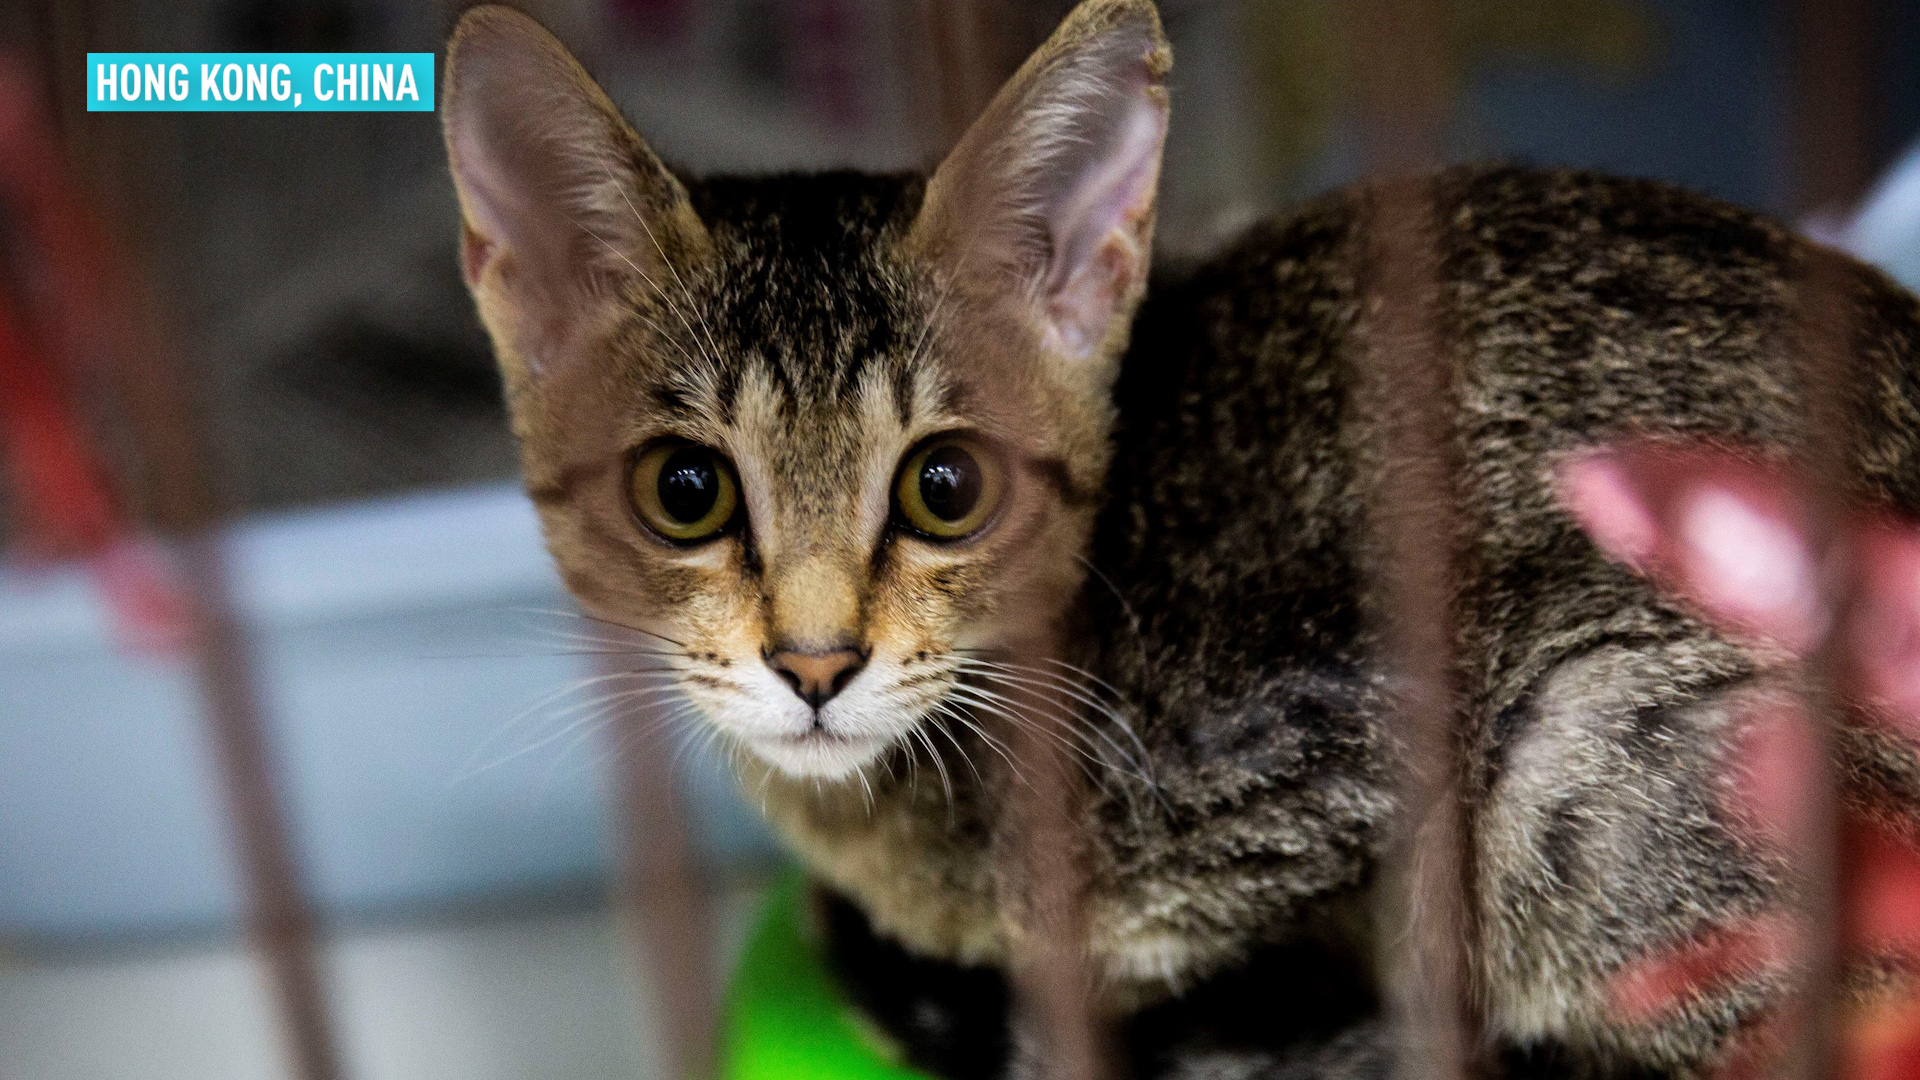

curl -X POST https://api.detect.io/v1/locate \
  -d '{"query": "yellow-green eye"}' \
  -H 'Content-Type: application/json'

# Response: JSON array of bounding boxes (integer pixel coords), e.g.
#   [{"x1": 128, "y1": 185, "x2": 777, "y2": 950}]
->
[
  {"x1": 629, "y1": 442, "x2": 739, "y2": 542},
  {"x1": 894, "y1": 435, "x2": 1003, "y2": 540}
]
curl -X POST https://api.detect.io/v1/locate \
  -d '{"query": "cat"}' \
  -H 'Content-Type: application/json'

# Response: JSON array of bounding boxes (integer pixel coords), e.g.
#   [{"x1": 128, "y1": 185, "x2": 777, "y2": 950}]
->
[{"x1": 439, "y1": 0, "x2": 1920, "y2": 1076}]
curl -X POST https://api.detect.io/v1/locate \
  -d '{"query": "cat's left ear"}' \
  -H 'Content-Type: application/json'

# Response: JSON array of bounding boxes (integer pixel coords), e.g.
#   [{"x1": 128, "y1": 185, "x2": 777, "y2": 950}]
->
[
  {"x1": 441, "y1": 6, "x2": 709, "y2": 405},
  {"x1": 909, "y1": 0, "x2": 1170, "y2": 363}
]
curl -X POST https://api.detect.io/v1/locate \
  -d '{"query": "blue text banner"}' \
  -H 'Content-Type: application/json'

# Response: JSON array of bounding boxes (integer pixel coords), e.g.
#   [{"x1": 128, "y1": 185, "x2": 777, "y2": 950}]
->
[{"x1": 87, "y1": 53, "x2": 435, "y2": 112}]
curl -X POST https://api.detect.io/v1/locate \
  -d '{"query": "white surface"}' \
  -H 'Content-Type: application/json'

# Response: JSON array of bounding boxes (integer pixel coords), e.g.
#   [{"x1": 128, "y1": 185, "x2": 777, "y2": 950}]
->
[
  {"x1": 0, "y1": 945, "x2": 288, "y2": 1080},
  {"x1": 0, "y1": 911, "x2": 657, "y2": 1080},
  {"x1": 329, "y1": 913, "x2": 658, "y2": 1080},
  {"x1": 0, "y1": 483, "x2": 563, "y2": 654},
  {"x1": 1847, "y1": 139, "x2": 1920, "y2": 292},
  {"x1": 0, "y1": 482, "x2": 772, "y2": 939}
]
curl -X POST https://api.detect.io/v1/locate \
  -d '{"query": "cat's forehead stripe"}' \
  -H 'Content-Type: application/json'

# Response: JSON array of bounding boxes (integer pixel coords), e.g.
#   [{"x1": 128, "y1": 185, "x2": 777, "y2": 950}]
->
[
  {"x1": 683, "y1": 171, "x2": 926, "y2": 418},
  {"x1": 891, "y1": 368, "x2": 914, "y2": 428},
  {"x1": 650, "y1": 383, "x2": 691, "y2": 416}
]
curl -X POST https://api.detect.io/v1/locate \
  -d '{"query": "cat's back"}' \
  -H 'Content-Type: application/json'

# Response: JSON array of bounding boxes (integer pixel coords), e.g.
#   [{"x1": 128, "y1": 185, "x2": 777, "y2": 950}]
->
[
  {"x1": 1103, "y1": 162, "x2": 1920, "y2": 716},
  {"x1": 1086, "y1": 164, "x2": 1920, "y2": 988},
  {"x1": 1427, "y1": 166, "x2": 1920, "y2": 728}
]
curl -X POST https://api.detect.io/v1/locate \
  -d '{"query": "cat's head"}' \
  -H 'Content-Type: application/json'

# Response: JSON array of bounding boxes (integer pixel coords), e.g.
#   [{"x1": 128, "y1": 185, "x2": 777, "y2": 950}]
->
[{"x1": 442, "y1": 0, "x2": 1169, "y2": 778}]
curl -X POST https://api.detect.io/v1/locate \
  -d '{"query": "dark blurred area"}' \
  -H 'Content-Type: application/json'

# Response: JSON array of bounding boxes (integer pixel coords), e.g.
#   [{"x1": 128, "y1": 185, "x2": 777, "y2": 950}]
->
[
  {"x1": 5, "y1": 1, "x2": 1920, "y2": 1078},
  {"x1": 3, "y1": 0, "x2": 1920, "y2": 524}
]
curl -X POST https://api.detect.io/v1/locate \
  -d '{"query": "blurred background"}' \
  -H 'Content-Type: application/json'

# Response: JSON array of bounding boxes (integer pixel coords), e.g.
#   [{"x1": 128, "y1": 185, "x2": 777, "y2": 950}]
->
[{"x1": 3, "y1": 1, "x2": 1920, "y2": 1078}]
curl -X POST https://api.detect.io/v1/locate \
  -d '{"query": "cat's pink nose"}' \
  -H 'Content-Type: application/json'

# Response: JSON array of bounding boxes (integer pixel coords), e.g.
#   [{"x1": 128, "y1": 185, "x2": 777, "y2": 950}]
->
[{"x1": 768, "y1": 649, "x2": 866, "y2": 709}]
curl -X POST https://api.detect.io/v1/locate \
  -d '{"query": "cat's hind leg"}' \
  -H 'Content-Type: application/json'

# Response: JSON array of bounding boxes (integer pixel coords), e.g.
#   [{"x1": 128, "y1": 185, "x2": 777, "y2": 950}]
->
[{"x1": 1478, "y1": 642, "x2": 1795, "y2": 1074}]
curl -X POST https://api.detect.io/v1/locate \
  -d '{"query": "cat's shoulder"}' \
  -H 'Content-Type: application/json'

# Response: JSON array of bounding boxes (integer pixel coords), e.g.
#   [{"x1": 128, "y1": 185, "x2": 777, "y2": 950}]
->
[{"x1": 1137, "y1": 162, "x2": 1920, "y2": 390}]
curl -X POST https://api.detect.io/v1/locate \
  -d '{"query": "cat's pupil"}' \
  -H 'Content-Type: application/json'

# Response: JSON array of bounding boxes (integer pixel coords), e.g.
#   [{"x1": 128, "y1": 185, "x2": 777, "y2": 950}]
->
[
  {"x1": 658, "y1": 449, "x2": 721, "y2": 523},
  {"x1": 919, "y1": 446, "x2": 982, "y2": 522}
]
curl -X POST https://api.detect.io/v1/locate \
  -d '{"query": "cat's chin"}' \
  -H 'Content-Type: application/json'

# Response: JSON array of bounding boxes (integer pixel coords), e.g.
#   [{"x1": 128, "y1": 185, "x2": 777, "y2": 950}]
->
[{"x1": 745, "y1": 729, "x2": 891, "y2": 779}]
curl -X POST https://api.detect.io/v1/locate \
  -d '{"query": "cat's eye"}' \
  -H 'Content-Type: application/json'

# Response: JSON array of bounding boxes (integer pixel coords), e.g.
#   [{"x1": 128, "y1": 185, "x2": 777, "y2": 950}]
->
[
  {"x1": 628, "y1": 442, "x2": 740, "y2": 543},
  {"x1": 893, "y1": 434, "x2": 1004, "y2": 540}
]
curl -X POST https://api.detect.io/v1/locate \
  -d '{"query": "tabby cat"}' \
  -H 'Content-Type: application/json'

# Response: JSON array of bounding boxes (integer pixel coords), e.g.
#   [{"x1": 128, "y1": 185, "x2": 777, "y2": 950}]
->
[{"x1": 440, "y1": 1, "x2": 1920, "y2": 1076}]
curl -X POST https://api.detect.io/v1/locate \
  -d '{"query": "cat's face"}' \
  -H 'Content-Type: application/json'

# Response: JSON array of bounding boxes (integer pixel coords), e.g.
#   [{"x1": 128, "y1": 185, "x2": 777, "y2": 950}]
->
[
  {"x1": 513, "y1": 175, "x2": 1123, "y2": 778},
  {"x1": 443, "y1": 0, "x2": 1168, "y2": 778}
]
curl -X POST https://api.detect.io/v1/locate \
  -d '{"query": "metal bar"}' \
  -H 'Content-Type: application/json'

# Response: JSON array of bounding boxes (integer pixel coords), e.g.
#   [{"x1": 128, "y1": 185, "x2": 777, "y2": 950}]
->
[
  {"x1": 180, "y1": 532, "x2": 347, "y2": 1080},
  {"x1": 998, "y1": 630, "x2": 1116, "y2": 1080},
  {"x1": 1778, "y1": 243, "x2": 1864, "y2": 1080},
  {"x1": 1785, "y1": 0, "x2": 1886, "y2": 219},
  {"x1": 599, "y1": 654, "x2": 717, "y2": 1080},
  {"x1": 1347, "y1": 5, "x2": 1476, "y2": 1078},
  {"x1": 928, "y1": 0, "x2": 993, "y2": 152},
  {"x1": 104, "y1": 264, "x2": 346, "y2": 1080},
  {"x1": 29, "y1": 58, "x2": 346, "y2": 1075},
  {"x1": 1348, "y1": 0, "x2": 1450, "y2": 179},
  {"x1": 911, "y1": 0, "x2": 1039, "y2": 156},
  {"x1": 901, "y1": 8, "x2": 1111, "y2": 1076},
  {"x1": 114, "y1": 299, "x2": 345, "y2": 1080},
  {"x1": 1356, "y1": 177, "x2": 1480, "y2": 1080}
]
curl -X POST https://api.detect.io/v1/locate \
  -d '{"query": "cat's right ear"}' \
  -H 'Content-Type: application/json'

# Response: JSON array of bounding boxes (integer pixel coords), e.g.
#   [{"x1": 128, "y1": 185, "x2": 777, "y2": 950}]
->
[
  {"x1": 442, "y1": 6, "x2": 708, "y2": 402},
  {"x1": 908, "y1": 0, "x2": 1170, "y2": 366}
]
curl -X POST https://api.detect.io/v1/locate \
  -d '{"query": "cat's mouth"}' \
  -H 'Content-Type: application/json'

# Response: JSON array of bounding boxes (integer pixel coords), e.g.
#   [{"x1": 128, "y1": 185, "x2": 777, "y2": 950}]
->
[{"x1": 746, "y1": 726, "x2": 890, "y2": 779}]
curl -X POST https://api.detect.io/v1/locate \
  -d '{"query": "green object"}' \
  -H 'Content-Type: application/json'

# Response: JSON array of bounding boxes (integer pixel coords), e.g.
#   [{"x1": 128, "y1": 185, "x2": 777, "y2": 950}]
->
[{"x1": 723, "y1": 873, "x2": 934, "y2": 1080}]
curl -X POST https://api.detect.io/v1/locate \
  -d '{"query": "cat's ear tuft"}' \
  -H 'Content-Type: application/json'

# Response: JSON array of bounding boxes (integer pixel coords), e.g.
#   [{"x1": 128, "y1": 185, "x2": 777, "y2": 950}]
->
[
  {"x1": 442, "y1": 5, "x2": 706, "y2": 393},
  {"x1": 910, "y1": 0, "x2": 1170, "y2": 361}
]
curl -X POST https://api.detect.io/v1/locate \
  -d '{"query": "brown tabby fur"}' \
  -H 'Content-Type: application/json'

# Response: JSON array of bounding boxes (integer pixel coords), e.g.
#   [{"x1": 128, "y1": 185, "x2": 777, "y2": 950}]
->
[{"x1": 444, "y1": 2, "x2": 1920, "y2": 1076}]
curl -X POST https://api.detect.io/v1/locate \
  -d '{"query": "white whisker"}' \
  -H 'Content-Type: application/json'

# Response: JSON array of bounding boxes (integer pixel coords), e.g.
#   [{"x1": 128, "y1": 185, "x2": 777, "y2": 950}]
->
[
  {"x1": 908, "y1": 723, "x2": 956, "y2": 817},
  {"x1": 453, "y1": 670, "x2": 672, "y2": 785},
  {"x1": 611, "y1": 174, "x2": 728, "y2": 373},
  {"x1": 955, "y1": 660, "x2": 1147, "y2": 772},
  {"x1": 470, "y1": 683, "x2": 684, "y2": 782}
]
